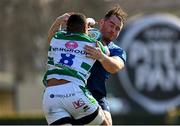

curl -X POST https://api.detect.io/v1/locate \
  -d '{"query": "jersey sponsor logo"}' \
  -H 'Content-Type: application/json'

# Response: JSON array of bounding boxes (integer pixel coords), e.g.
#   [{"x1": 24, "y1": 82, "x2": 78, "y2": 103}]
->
[
  {"x1": 52, "y1": 47, "x2": 87, "y2": 55},
  {"x1": 72, "y1": 98, "x2": 86, "y2": 109},
  {"x1": 65, "y1": 41, "x2": 78, "y2": 49},
  {"x1": 50, "y1": 93, "x2": 75, "y2": 99},
  {"x1": 117, "y1": 14, "x2": 180, "y2": 114}
]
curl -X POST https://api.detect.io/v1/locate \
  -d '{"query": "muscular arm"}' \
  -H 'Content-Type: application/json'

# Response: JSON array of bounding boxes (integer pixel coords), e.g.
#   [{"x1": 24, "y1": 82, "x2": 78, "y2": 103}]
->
[
  {"x1": 47, "y1": 13, "x2": 73, "y2": 43},
  {"x1": 84, "y1": 45, "x2": 125, "y2": 74},
  {"x1": 99, "y1": 54, "x2": 124, "y2": 74},
  {"x1": 47, "y1": 19, "x2": 62, "y2": 43}
]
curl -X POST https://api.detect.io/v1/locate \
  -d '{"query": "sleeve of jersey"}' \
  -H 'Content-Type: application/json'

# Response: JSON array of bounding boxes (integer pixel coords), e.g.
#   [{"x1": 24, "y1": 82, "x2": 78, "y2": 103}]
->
[
  {"x1": 97, "y1": 41, "x2": 110, "y2": 56},
  {"x1": 111, "y1": 48, "x2": 127, "y2": 64}
]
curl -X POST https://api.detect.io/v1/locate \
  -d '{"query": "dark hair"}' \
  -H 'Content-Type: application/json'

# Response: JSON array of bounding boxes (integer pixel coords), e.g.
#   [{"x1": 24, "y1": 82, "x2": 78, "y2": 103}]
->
[
  {"x1": 104, "y1": 5, "x2": 127, "y2": 24},
  {"x1": 66, "y1": 13, "x2": 87, "y2": 33}
]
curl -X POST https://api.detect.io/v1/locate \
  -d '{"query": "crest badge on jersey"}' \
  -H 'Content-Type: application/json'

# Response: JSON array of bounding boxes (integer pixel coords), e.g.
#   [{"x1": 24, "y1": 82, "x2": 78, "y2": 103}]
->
[{"x1": 65, "y1": 41, "x2": 78, "y2": 49}]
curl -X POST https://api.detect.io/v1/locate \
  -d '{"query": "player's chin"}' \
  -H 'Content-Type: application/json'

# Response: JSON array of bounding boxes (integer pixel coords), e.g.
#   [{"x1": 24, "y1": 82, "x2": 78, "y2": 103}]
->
[
  {"x1": 110, "y1": 36, "x2": 117, "y2": 41},
  {"x1": 106, "y1": 36, "x2": 114, "y2": 42}
]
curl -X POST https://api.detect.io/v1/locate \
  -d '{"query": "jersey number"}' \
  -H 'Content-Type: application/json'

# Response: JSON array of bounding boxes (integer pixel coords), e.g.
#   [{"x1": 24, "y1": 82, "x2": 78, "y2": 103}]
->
[{"x1": 59, "y1": 53, "x2": 75, "y2": 66}]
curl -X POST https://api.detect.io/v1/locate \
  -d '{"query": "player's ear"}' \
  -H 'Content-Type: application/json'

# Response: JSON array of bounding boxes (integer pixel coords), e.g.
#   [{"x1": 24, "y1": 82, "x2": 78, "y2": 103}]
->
[
  {"x1": 99, "y1": 19, "x2": 104, "y2": 26},
  {"x1": 99, "y1": 19, "x2": 104, "y2": 28}
]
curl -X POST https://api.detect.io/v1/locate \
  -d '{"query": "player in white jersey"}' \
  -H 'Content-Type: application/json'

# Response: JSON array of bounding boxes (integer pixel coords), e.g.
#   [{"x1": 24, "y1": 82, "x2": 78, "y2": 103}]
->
[{"x1": 42, "y1": 13, "x2": 109, "y2": 125}]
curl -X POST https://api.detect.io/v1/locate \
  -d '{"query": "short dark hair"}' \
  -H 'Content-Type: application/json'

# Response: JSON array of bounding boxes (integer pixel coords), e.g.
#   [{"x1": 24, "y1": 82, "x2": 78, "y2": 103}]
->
[
  {"x1": 104, "y1": 5, "x2": 127, "y2": 24},
  {"x1": 67, "y1": 13, "x2": 87, "y2": 33}
]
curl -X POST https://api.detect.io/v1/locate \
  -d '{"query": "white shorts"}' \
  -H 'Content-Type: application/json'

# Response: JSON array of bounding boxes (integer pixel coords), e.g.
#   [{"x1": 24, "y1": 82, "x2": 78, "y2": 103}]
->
[{"x1": 42, "y1": 79, "x2": 104, "y2": 125}]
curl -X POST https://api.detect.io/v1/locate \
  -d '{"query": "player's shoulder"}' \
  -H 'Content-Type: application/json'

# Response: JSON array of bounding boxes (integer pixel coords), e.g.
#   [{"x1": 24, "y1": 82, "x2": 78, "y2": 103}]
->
[
  {"x1": 54, "y1": 30, "x2": 66, "y2": 39},
  {"x1": 54, "y1": 30, "x2": 96, "y2": 43},
  {"x1": 108, "y1": 42, "x2": 126, "y2": 55},
  {"x1": 108, "y1": 42, "x2": 123, "y2": 50}
]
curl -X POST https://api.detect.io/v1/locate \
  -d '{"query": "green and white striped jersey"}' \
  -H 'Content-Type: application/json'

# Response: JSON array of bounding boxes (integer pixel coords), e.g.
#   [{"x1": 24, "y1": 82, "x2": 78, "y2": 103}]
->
[{"x1": 43, "y1": 31, "x2": 107, "y2": 86}]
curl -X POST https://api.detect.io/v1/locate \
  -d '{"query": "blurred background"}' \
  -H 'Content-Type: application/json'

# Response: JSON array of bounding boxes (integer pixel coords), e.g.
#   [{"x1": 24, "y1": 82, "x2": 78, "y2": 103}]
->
[{"x1": 0, "y1": 0, "x2": 180, "y2": 125}]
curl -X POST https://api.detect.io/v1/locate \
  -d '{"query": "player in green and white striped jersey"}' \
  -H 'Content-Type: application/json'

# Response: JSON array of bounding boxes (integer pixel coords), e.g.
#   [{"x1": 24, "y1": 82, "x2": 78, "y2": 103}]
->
[
  {"x1": 42, "y1": 13, "x2": 109, "y2": 125},
  {"x1": 43, "y1": 31, "x2": 108, "y2": 86}
]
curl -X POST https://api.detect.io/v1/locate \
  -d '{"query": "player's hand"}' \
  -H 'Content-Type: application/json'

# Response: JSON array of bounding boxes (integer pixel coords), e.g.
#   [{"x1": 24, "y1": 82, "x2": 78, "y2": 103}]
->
[
  {"x1": 86, "y1": 18, "x2": 96, "y2": 28},
  {"x1": 84, "y1": 42, "x2": 106, "y2": 62}
]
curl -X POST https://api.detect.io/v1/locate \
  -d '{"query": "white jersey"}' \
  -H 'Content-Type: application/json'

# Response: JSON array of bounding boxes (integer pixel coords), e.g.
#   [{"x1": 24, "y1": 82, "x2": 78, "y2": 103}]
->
[
  {"x1": 42, "y1": 31, "x2": 107, "y2": 125},
  {"x1": 43, "y1": 32, "x2": 106, "y2": 85}
]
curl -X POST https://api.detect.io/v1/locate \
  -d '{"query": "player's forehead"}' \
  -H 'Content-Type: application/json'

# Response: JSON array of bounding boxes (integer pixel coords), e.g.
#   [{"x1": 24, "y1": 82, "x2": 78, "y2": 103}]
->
[{"x1": 106, "y1": 15, "x2": 122, "y2": 26}]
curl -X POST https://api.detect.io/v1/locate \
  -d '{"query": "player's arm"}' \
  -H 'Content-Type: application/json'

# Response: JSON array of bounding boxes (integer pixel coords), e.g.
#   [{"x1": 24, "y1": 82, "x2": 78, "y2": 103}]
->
[
  {"x1": 98, "y1": 54, "x2": 125, "y2": 74},
  {"x1": 47, "y1": 13, "x2": 73, "y2": 43},
  {"x1": 84, "y1": 43, "x2": 125, "y2": 74}
]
